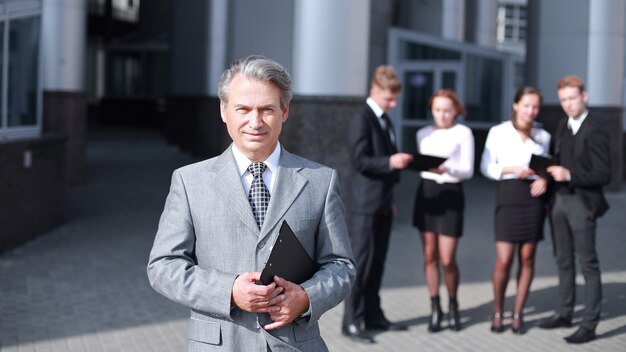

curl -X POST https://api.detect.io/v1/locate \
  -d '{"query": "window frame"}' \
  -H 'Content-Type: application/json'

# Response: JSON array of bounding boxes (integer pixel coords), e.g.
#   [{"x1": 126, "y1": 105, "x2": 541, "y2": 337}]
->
[
  {"x1": 0, "y1": 0, "x2": 42, "y2": 140},
  {"x1": 497, "y1": 3, "x2": 528, "y2": 45}
]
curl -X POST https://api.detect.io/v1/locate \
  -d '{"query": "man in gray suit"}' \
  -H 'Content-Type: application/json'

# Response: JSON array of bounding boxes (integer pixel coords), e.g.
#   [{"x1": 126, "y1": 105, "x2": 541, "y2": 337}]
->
[{"x1": 147, "y1": 55, "x2": 355, "y2": 351}]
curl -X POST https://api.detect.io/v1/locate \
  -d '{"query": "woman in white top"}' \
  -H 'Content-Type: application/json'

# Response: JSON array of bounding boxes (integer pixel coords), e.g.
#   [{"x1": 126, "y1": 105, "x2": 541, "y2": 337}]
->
[
  {"x1": 480, "y1": 86, "x2": 550, "y2": 334},
  {"x1": 413, "y1": 89, "x2": 474, "y2": 332}
]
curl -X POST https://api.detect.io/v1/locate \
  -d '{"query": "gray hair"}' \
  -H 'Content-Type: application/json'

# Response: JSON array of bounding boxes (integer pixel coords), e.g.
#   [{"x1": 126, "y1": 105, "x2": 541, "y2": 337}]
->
[{"x1": 217, "y1": 55, "x2": 292, "y2": 109}]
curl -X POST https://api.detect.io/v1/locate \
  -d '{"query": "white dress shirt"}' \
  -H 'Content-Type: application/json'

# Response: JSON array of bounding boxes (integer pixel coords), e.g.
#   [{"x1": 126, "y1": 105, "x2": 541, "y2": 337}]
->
[
  {"x1": 366, "y1": 97, "x2": 397, "y2": 144},
  {"x1": 480, "y1": 121, "x2": 551, "y2": 180},
  {"x1": 366, "y1": 97, "x2": 386, "y2": 128},
  {"x1": 231, "y1": 142, "x2": 281, "y2": 195},
  {"x1": 416, "y1": 123, "x2": 474, "y2": 183},
  {"x1": 567, "y1": 110, "x2": 588, "y2": 135}
]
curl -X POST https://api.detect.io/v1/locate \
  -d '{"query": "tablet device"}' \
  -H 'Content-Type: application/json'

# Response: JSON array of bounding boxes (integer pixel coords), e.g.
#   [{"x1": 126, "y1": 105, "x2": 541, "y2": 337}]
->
[
  {"x1": 529, "y1": 154, "x2": 554, "y2": 176},
  {"x1": 406, "y1": 153, "x2": 447, "y2": 172}
]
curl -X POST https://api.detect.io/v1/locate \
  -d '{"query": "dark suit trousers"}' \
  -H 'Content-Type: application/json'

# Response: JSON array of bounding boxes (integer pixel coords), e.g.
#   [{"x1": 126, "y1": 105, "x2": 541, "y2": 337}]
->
[
  {"x1": 551, "y1": 192, "x2": 602, "y2": 330},
  {"x1": 342, "y1": 212, "x2": 393, "y2": 326}
]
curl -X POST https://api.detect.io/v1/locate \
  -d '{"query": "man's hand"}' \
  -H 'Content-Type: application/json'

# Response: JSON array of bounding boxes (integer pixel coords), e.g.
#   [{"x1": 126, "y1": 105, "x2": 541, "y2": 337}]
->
[
  {"x1": 231, "y1": 272, "x2": 285, "y2": 313},
  {"x1": 390, "y1": 153, "x2": 414, "y2": 170},
  {"x1": 264, "y1": 276, "x2": 310, "y2": 331},
  {"x1": 547, "y1": 165, "x2": 571, "y2": 182}
]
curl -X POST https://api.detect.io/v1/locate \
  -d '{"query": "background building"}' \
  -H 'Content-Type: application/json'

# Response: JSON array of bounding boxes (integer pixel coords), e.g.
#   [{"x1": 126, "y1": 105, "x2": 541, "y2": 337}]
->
[{"x1": 1, "y1": 0, "x2": 624, "y2": 252}]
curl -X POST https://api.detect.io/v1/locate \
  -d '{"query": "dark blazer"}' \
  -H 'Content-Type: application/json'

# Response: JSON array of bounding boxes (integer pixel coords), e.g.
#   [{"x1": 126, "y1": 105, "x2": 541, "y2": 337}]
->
[
  {"x1": 552, "y1": 114, "x2": 611, "y2": 217},
  {"x1": 347, "y1": 104, "x2": 399, "y2": 214}
]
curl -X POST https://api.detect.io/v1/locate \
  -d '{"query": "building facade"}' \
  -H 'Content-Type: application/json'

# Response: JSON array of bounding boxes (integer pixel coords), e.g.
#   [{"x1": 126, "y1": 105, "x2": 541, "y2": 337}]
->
[{"x1": 1, "y1": 0, "x2": 624, "y2": 252}]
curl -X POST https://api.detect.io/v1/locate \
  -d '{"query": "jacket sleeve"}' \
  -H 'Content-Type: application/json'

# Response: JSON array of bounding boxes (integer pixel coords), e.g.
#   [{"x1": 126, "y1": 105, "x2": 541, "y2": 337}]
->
[
  {"x1": 348, "y1": 112, "x2": 393, "y2": 174},
  {"x1": 445, "y1": 127, "x2": 475, "y2": 180},
  {"x1": 570, "y1": 123, "x2": 611, "y2": 187},
  {"x1": 146, "y1": 169, "x2": 237, "y2": 320},
  {"x1": 300, "y1": 169, "x2": 356, "y2": 327},
  {"x1": 480, "y1": 127, "x2": 503, "y2": 180}
]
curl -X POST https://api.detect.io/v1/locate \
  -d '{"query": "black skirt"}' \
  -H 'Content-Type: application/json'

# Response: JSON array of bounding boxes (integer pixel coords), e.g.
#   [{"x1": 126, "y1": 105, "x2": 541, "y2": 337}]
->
[
  {"x1": 413, "y1": 179, "x2": 465, "y2": 238},
  {"x1": 494, "y1": 179, "x2": 546, "y2": 243}
]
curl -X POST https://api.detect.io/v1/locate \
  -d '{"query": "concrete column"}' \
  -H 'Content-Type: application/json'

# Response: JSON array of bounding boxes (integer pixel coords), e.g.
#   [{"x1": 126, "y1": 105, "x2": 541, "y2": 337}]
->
[
  {"x1": 170, "y1": 0, "x2": 210, "y2": 95},
  {"x1": 532, "y1": 0, "x2": 589, "y2": 104},
  {"x1": 525, "y1": 0, "x2": 540, "y2": 87},
  {"x1": 587, "y1": 0, "x2": 625, "y2": 106},
  {"x1": 474, "y1": 0, "x2": 498, "y2": 47},
  {"x1": 41, "y1": 0, "x2": 86, "y2": 90},
  {"x1": 586, "y1": 0, "x2": 625, "y2": 186},
  {"x1": 208, "y1": 0, "x2": 228, "y2": 96},
  {"x1": 442, "y1": 0, "x2": 465, "y2": 41},
  {"x1": 529, "y1": 0, "x2": 623, "y2": 189},
  {"x1": 292, "y1": 0, "x2": 370, "y2": 96},
  {"x1": 41, "y1": 0, "x2": 87, "y2": 185}
]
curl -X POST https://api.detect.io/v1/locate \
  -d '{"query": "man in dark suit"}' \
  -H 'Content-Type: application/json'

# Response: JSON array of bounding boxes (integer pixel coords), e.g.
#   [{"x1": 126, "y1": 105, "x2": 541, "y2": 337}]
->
[
  {"x1": 541, "y1": 75, "x2": 611, "y2": 344},
  {"x1": 341, "y1": 65, "x2": 413, "y2": 343}
]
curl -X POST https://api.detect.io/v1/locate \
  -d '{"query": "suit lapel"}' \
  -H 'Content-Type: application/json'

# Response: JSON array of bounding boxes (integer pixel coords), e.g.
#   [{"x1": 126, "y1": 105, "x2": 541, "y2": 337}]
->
[
  {"x1": 572, "y1": 114, "x2": 594, "y2": 158},
  {"x1": 366, "y1": 107, "x2": 395, "y2": 154},
  {"x1": 554, "y1": 118, "x2": 567, "y2": 161},
  {"x1": 383, "y1": 113, "x2": 399, "y2": 154},
  {"x1": 575, "y1": 113, "x2": 592, "y2": 140},
  {"x1": 209, "y1": 147, "x2": 259, "y2": 235},
  {"x1": 258, "y1": 148, "x2": 307, "y2": 243}
]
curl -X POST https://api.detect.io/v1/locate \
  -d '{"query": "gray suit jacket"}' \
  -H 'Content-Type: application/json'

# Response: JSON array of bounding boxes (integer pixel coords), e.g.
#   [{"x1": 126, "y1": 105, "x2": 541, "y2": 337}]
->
[{"x1": 147, "y1": 145, "x2": 355, "y2": 351}]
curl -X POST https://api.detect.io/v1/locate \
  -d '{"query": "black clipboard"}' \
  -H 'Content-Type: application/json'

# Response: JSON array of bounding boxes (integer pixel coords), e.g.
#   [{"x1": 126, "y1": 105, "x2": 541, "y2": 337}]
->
[
  {"x1": 529, "y1": 154, "x2": 555, "y2": 176},
  {"x1": 259, "y1": 221, "x2": 318, "y2": 285},
  {"x1": 406, "y1": 153, "x2": 447, "y2": 172}
]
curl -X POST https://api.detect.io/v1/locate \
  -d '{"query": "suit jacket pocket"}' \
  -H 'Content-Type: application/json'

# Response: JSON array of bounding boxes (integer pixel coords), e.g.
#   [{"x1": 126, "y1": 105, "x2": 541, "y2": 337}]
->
[
  {"x1": 289, "y1": 218, "x2": 318, "y2": 251},
  {"x1": 287, "y1": 219, "x2": 318, "y2": 234},
  {"x1": 187, "y1": 317, "x2": 222, "y2": 345},
  {"x1": 293, "y1": 321, "x2": 319, "y2": 342}
]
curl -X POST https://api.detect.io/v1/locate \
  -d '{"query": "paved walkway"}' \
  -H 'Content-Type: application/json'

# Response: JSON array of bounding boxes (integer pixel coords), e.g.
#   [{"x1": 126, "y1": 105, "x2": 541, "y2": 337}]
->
[{"x1": 1, "y1": 127, "x2": 625, "y2": 351}]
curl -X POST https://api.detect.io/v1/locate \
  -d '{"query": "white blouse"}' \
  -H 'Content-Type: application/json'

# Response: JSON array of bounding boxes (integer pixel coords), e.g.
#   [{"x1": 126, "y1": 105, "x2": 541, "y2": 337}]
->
[
  {"x1": 416, "y1": 123, "x2": 474, "y2": 183},
  {"x1": 480, "y1": 121, "x2": 551, "y2": 181}
]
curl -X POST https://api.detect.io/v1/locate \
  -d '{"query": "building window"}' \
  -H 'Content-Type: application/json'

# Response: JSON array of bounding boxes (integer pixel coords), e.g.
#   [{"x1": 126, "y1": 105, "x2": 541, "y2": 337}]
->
[
  {"x1": 112, "y1": 0, "x2": 140, "y2": 22},
  {"x1": 8, "y1": 16, "x2": 39, "y2": 127},
  {"x1": 389, "y1": 29, "x2": 521, "y2": 152},
  {"x1": 88, "y1": 0, "x2": 140, "y2": 22},
  {"x1": 0, "y1": 2, "x2": 42, "y2": 140},
  {"x1": 497, "y1": 3, "x2": 527, "y2": 44}
]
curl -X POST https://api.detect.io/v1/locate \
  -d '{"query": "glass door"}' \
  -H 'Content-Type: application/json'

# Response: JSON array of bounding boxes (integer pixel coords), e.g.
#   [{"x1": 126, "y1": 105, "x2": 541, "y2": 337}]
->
[{"x1": 393, "y1": 62, "x2": 463, "y2": 153}]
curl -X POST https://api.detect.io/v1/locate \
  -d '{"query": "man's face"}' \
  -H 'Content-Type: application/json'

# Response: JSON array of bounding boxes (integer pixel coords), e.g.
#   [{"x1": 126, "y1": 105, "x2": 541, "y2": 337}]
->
[
  {"x1": 220, "y1": 74, "x2": 288, "y2": 162},
  {"x1": 370, "y1": 84, "x2": 400, "y2": 112},
  {"x1": 557, "y1": 86, "x2": 588, "y2": 118}
]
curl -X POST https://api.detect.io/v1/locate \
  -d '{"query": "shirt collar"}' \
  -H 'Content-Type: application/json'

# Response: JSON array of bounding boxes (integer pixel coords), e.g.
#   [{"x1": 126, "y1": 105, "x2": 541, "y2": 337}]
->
[
  {"x1": 231, "y1": 142, "x2": 281, "y2": 176},
  {"x1": 568, "y1": 110, "x2": 589, "y2": 134},
  {"x1": 366, "y1": 97, "x2": 384, "y2": 118}
]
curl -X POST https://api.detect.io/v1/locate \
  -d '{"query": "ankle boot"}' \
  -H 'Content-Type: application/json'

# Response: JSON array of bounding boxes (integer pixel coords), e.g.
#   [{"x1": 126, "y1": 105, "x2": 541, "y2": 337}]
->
[
  {"x1": 428, "y1": 296, "x2": 443, "y2": 332},
  {"x1": 448, "y1": 297, "x2": 461, "y2": 331}
]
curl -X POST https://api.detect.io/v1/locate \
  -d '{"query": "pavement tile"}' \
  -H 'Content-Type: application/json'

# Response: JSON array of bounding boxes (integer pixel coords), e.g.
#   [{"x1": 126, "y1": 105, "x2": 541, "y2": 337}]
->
[{"x1": 0, "y1": 127, "x2": 624, "y2": 351}]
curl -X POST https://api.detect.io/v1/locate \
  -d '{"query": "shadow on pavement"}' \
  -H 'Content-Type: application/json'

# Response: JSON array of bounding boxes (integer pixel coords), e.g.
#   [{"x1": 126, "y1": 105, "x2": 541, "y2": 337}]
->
[
  {"x1": 379, "y1": 281, "x2": 626, "y2": 338},
  {"x1": 1, "y1": 127, "x2": 624, "y2": 349}
]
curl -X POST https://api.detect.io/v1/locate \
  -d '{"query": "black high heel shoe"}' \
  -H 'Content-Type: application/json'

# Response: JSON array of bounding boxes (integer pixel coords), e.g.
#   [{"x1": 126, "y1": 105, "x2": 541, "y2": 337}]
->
[
  {"x1": 511, "y1": 312, "x2": 524, "y2": 335},
  {"x1": 448, "y1": 298, "x2": 461, "y2": 331},
  {"x1": 428, "y1": 296, "x2": 443, "y2": 332},
  {"x1": 490, "y1": 312, "x2": 505, "y2": 333}
]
